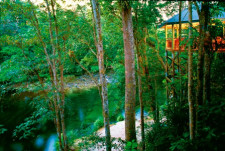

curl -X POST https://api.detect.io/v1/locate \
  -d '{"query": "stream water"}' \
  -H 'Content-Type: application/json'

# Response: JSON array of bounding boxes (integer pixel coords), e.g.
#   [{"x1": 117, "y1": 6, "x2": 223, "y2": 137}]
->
[
  {"x1": 0, "y1": 76, "x2": 166, "y2": 151},
  {"x1": 0, "y1": 88, "x2": 102, "y2": 151}
]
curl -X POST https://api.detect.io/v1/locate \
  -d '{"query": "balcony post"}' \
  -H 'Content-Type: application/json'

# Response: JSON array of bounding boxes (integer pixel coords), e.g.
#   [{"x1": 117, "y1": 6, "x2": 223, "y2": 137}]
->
[
  {"x1": 172, "y1": 24, "x2": 175, "y2": 100},
  {"x1": 165, "y1": 24, "x2": 169, "y2": 101},
  {"x1": 172, "y1": 24, "x2": 175, "y2": 76},
  {"x1": 172, "y1": 24, "x2": 175, "y2": 50},
  {"x1": 165, "y1": 25, "x2": 167, "y2": 49}
]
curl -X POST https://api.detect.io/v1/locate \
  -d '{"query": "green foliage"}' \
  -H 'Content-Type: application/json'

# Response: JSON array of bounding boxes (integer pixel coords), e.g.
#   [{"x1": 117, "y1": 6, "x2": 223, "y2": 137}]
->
[
  {"x1": 146, "y1": 123, "x2": 172, "y2": 151},
  {"x1": 12, "y1": 102, "x2": 52, "y2": 140},
  {"x1": 13, "y1": 117, "x2": 37, "y2": 140},
  {"x1": 76, "y1": 133, "x2": 124, "y2": 150},
  {"x1": 146, "y1": 61, "x2": 225, "y2": 151},
  {"x1": 93, "y1": 117, "x2": 104, "y2": 131},
  {"x1": 125, "y1": 140, "x2": 138, "y2": 151},
  {"x1": 1, "y1": 0, "x2": 225, "y2": 150},
  {"x1": 194, "y1": 100, "x2": 225, "y2": 150},
  {"x1": 116, "y1": 114, "x2": 124, "y2": 122},
  {"x1": 11, "y1": 94, "x2": 53, "y2": 140},
  {"x1": 0, "y1": 125, "x2": 7, "y2": 135},
  {"x1": 170, "y1": 136, "x2": 193, "y2": 151},
  {"x1": 67, "y1": 130, "x2": 79, "y2": 146},
  {"x1": 209, "y1": 19, "x2": 224, "y2": 38}
]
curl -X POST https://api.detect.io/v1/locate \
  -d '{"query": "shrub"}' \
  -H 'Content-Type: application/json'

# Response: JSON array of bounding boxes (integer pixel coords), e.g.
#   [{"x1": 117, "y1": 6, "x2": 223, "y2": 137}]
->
[
  {"x1": 125, "y1": 140, "x2": 137, "y2": 151},
  {"x1": 116, "y1": 115, "x2": 124, "y2": 122},
  {"x1": 93, "y1": 118, "x2": 104, "y2": 131}
]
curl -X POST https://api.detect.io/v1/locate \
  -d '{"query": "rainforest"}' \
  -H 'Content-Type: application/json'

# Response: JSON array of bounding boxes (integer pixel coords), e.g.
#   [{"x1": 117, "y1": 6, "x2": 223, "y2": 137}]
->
[{"x1": 1, "y1": 0, "x2": 225, "y2": 151}]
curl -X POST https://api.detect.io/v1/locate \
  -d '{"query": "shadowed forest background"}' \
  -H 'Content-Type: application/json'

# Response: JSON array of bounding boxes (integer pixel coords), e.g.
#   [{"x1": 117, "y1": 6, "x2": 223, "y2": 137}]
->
[{"x1": 1, "y1": 0, "x2": 225, "y2": 151}]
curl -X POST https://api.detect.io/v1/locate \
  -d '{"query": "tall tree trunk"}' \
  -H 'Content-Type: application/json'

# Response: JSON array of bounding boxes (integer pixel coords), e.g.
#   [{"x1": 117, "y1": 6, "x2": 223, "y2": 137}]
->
[
  {"x1": 178, "y1": 1, "x2": 182, "y2": 72},
  {"x1": 59, "y1": 64, "x2": 67, "y2": 150},
  {"x1": 203, "y1": 3, "x2": 211, "y2": 104},
  {"x1": 134, "y1": 8, "x2": 147, "y2": 149},
  {"x1": 188, "y1": 1, "x2": 194, "y2": 140},
  {"x1": 45, "y1": 0, "x2": 64, "y2": 150},
  {"x1": 194, "y1": 1, "x2": 210, "y2": 134},
  {"x1": 203, "y1": 51, "x2": 211, "y2": 103},
  {"x1": 136, "y1": 53, "x2": 145, "y2": 150},
  {"x1": 50, "y1": 0, "x2": 68, "y2": 149},
  {"x1": 121, "y1": 0, "x2": 136, "y2": 142},
  {"x1": 171, "y1": 24, "x2": 176, "y2": 102},
  {"x1": 154, "y1": 78, "x2": 159, "y2": 124},
  {"x1": 144, "y1": 27, "x2": 156, "y2": 121},
  {"x1": 27, "y1": 1, "x2": 65, "y2": 150},
  {"x1": 195, "y1": 2, "x2": 205, "y2": 115},
  {"x1": 178, "y1": 1, "x2": 182, "y2": 104},
  {"x1": 91, "y1": 0, "x2": 111, "y2": 150},
  {"x1": 135, "y1": 36, "x2": 145, "y2": 150}
]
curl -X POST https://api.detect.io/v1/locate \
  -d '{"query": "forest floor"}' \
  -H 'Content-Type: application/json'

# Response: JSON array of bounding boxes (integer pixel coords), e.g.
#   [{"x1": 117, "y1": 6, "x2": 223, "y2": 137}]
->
[
  {"x1": 73, "y1": 118, "x2": 154, "y2": 151},
  {"x1": 97, "y1": 120, "x2": 143, "y2": 142}
]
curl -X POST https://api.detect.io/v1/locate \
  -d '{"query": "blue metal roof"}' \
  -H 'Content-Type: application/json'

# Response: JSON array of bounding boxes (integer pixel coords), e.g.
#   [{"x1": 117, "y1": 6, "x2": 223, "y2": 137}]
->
[{"x1": 158, "y1": 4, "x2": 225, "y2": 28}]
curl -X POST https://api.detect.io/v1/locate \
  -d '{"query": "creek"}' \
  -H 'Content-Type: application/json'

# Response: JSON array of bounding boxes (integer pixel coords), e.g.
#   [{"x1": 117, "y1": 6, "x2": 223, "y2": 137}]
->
[
  {"x1": 0, "y1": 88, "x2": 102, "y2": 151},
  {"x1": 0, "y1": 75, "x2": 166, "y2": 151}
]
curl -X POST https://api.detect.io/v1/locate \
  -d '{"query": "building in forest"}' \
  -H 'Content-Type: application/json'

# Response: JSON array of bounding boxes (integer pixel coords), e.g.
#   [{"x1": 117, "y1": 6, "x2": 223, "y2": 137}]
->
[
  {"x1": 159, "y1": 4, "x2": 225, "y2": 52},
  {"x1": 158, "y1": 3, "x2": 225, "y2": 99}
]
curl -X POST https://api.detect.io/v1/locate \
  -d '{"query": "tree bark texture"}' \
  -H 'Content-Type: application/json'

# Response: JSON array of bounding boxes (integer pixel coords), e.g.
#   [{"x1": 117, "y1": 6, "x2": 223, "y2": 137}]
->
[
  {"x1": 196, "y1": 2, "x2": 206, "y2": 108},
  {"x1": 45, "y1": 1, "x2": 65, "y2": 150},
  {"x1": 135, "y1": 38, "x2": 145, "y2": 150},
  {"x1": 91, "y1": 0, "x2": 111, "y2": 150},
  {"x1": 50, "y1": 0, "x2": 68, "y2": 149},
  {"x1": 28, "y1": 0, "x2": 68, "y2": 150},
  {"x1": 188, "y1": 1, "x2": 194, "y2": 140},
  {"x1": 144, "y1": 28, "x2": 156, "y2": 121},
  {"x1": 121, "y1": 1, "x2": 136, "y2": 142},
  {"x1": 203, "y1": 3, "x2": 211, "y2": 104},
  {"x1": 195, "y1": 1, "x2": 210, "y2": 134},
  {"x1": 171, "y1": 24, "x2": 176, "y2": 101},
  {"x1": 203, "y1": 51, "x2": 211, "y2": 104}
]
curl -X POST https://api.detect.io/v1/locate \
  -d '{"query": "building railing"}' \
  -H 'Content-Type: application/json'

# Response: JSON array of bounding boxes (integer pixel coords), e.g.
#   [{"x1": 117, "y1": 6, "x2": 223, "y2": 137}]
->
[{"x1": 166, "y1": 36, "x2": 225, "y2": 52}]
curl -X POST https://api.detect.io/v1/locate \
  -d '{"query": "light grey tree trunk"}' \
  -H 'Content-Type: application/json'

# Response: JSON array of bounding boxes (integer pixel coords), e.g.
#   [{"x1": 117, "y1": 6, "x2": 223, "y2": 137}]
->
[{"x1": 91, "y1": 0, "x2": 111, "y2": 150}]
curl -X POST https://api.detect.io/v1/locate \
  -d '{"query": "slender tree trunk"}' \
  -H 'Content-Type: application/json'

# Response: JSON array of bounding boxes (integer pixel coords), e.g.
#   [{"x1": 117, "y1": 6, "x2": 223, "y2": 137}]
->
[
  {"x1": 171, "y1": 24, "x2": 176, "y2": 102},
  {"x1": 59, "y1": 64, "x2": 67, "y2": 150},
  {"x1": 135, "y1": 38, "x2": 145, "y2": 150},
  {"x1": 188, "y1": 1, "x2": 194, "y2": 140},
  {"x1": 121, "y1": 1, "x2": 136, "y2": 142},
  {"x1": 26, "y1": 1, "x2": 64, "y2": 150},
  {"x1": 91, "y1": 0, "x2": 111, "y2": 150},
  {"x1": 203, "y1": 3, "x2": 211, "y2": 104},
  {"x1": 50, "y1": 0, "x2": 68, "y2": 149},
  {"x1": 178, "y1": 1, "x2": 182, "y2": 104},
  {"x1": 196, "y1": 2, "x2": 205, "y2": 118},
  {"x1": 178, "y1": 1, "x2": 182, "y2": 72},
  {"x1": 45, "y1": 0, "x2": 65, "y2": 150},
  {"x1": 154, "y1": 78, "x2": 159, "y2": 124},
  {"x1": 144, "y1": 28, "x2": 156, "y2": 121},
  {"x1": 203, "y1": 52, "x2": 211, "y2": 104},
  {"x1": 194, "y1": 1, "x2": 209, "y2": 134},
  {"x1": 137, "y1": 54, "x2": 145, "y2": 150},
  {"x1": 194, "y1": 2, "x2": 202, "y2": 136},
  {"x1": 134, "y1": 8, "x2": 146, "y2": 149}
]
